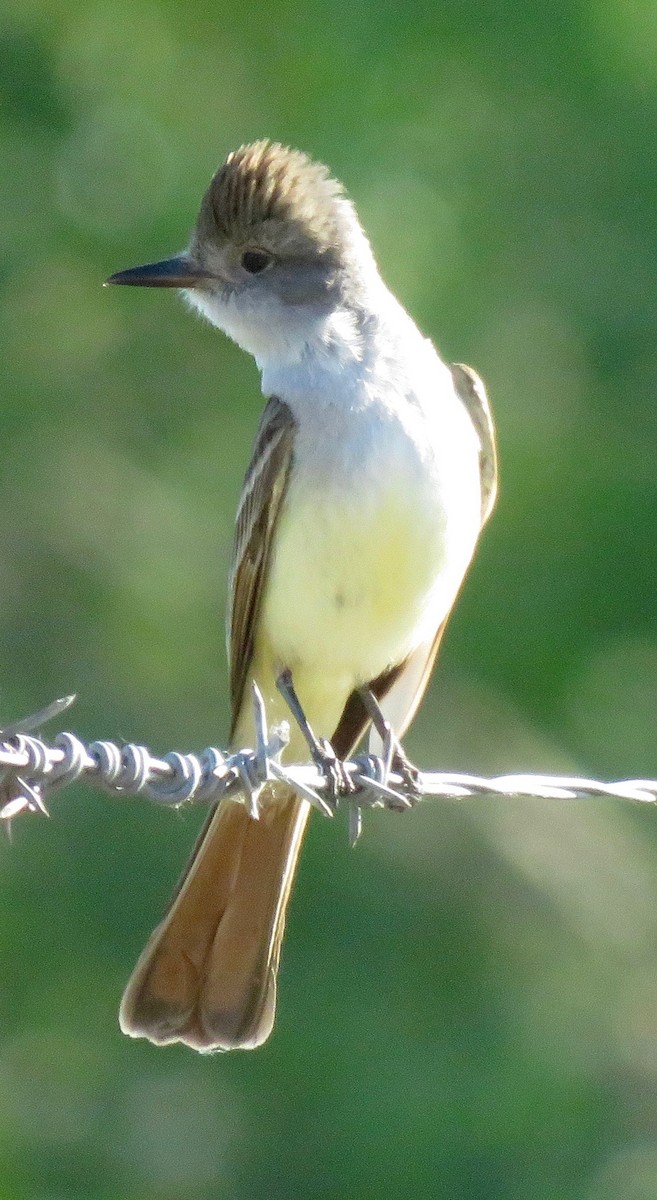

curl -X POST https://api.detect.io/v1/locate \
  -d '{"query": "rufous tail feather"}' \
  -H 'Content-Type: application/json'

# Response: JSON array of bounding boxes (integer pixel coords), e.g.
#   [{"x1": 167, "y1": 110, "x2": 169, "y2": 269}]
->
[{"x1": 119, "y1": 786, "x2": 308, "y2": 1051}]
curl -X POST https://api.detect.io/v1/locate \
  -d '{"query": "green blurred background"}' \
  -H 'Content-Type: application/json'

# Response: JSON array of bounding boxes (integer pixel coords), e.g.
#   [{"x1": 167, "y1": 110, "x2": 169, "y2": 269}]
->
[{"x1": 1, "y1": 0, "x2": 657, "y2": 1196}]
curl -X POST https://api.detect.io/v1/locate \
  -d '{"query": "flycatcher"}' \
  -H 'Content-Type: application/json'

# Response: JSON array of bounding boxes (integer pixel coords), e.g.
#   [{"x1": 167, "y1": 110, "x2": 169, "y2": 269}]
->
[{"x1": 106, "y1": 140, "x2": 497, "y2": 1052}]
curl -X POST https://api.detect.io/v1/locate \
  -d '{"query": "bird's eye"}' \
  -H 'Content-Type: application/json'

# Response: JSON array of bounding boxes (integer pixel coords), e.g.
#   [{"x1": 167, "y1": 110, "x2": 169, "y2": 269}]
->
[{"x1": 241, "y1": 249, "x2": 272, "y2": 274}]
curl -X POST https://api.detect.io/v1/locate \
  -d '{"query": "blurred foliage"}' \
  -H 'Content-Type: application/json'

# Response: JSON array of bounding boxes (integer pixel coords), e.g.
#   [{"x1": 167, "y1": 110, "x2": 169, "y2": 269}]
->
[{"x1": 1, "y1": 0, "x2": 657, "y2": 1196}]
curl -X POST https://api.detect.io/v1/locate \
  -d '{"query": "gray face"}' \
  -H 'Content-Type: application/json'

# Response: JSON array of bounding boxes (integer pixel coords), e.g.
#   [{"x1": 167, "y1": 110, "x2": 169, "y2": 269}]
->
[
  {"x1": 180, "y1": 244, "x2": 351, "y2": 365},
  {"x1": 187, "y1": 229, "x2": 344, "y2": 312}
]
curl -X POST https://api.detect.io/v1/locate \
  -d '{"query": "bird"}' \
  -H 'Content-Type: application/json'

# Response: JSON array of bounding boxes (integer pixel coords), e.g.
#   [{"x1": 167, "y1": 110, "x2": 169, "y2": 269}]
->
[{"x1": 106, "y1": 140, "x2": 497, "y2": 1052}]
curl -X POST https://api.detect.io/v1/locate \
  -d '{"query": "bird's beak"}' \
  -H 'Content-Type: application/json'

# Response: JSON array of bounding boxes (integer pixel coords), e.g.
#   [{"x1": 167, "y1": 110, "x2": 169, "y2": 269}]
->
[{"x1": 104, "y1": 255, "x2": 212, "y2": 289}]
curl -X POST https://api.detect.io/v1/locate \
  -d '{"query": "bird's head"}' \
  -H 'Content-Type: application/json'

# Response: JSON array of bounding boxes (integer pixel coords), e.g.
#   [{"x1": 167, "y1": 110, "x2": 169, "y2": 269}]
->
[{"x1": 106, "y1": 141, "x2": 376, "y2": 363}]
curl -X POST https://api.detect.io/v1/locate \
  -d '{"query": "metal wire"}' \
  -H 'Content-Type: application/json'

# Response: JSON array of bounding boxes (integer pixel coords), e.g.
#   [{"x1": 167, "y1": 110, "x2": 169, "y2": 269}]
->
[{"x1": 1, "y1": 691, "x2": 656, "y2": 837}]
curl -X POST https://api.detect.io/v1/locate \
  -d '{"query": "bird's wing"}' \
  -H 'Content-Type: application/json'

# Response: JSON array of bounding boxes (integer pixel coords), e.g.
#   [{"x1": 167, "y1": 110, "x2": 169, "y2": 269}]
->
[
  {"x1": 449, "y1": 362, "x2": 498, "y2": 525},
  {"x1": 227, "y1": 395, "x2": 296, "y2": 735}
]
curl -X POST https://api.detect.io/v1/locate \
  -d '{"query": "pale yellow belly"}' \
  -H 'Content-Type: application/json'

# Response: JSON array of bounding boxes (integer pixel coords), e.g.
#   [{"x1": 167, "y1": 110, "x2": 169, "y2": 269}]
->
[{"x1": 258, "y1": 463, "x2": 479, "y2": 704}]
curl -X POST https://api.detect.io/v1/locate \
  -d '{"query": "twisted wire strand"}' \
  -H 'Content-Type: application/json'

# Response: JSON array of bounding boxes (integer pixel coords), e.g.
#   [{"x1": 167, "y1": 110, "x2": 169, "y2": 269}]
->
[{"x1": 1, "y1": 692, "x2": 656, "y2": 834}]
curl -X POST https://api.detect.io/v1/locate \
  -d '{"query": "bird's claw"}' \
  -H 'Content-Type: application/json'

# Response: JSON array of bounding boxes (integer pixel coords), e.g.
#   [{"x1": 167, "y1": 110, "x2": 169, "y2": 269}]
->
[
  {"x1": 389, "y1": 743, "x2": 423, "y2": 800},
  {"x1": 358, "y1": 686, "x2": 422, "y2": 809},
  {"x1": 312, "y1": 738, "x2": 355, "y2": 809}
]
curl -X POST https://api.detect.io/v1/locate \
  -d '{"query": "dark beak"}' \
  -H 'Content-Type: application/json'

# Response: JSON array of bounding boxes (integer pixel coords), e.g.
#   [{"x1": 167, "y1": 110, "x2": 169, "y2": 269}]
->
[{"x1": 104, "y1": 255, "x2": 212, "y2": 289}]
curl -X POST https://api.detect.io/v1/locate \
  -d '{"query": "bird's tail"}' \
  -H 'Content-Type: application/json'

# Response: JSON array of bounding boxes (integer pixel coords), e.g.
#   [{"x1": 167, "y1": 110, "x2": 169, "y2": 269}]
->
[{"x1": 119, "y1": 784, "x2": 309, "y2": 1051}]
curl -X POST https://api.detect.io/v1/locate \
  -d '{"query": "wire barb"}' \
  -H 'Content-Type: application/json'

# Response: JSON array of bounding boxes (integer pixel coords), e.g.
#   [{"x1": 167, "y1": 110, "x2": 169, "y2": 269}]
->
[{"x1": 0, "y1": 694, "x2": 77, "y2": 740}]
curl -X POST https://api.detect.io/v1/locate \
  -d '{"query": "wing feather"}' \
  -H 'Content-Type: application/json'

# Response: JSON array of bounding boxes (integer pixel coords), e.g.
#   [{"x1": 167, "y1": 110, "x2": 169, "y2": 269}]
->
[
  {"x1": 227, "y1": 396, "x2": 296, "y2": 733},
  {"x1": 449, "y1": 362, "x2": 498, "y2": 525}
]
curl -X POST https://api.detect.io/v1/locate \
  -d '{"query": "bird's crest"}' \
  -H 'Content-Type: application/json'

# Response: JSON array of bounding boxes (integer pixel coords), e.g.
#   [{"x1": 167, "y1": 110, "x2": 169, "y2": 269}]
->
[{"x1": 194, "y1": 140, "x2": 350, "y2": 258}]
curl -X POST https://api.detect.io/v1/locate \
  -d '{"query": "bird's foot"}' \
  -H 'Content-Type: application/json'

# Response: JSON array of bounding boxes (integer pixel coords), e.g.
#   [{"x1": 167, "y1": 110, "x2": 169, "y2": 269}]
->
[
  {"x1": 389, "y1": 742, "x2": 423, "y2": 798},
  {"x1": 276, "y1": 669, "x2": 354, "y2": 811},
  {"x1": 312, "y1": 736, "x2": 355, "y2": 810},
  {"x1": 358, "y1": 687, "x2": 423, "y2": 809}
]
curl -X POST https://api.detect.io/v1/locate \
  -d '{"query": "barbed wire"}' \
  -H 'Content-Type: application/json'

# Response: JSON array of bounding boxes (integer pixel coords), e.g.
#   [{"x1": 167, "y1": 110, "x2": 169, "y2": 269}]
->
[{"x1": 1, "y1": 690, "x2": 656, "y2": 844}]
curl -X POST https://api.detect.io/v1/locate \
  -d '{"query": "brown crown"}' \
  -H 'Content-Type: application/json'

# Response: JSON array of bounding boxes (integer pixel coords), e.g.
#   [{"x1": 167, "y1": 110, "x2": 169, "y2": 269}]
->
[{"x1": 193, "y1": 141, "x2": 350, "y2": 259}]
